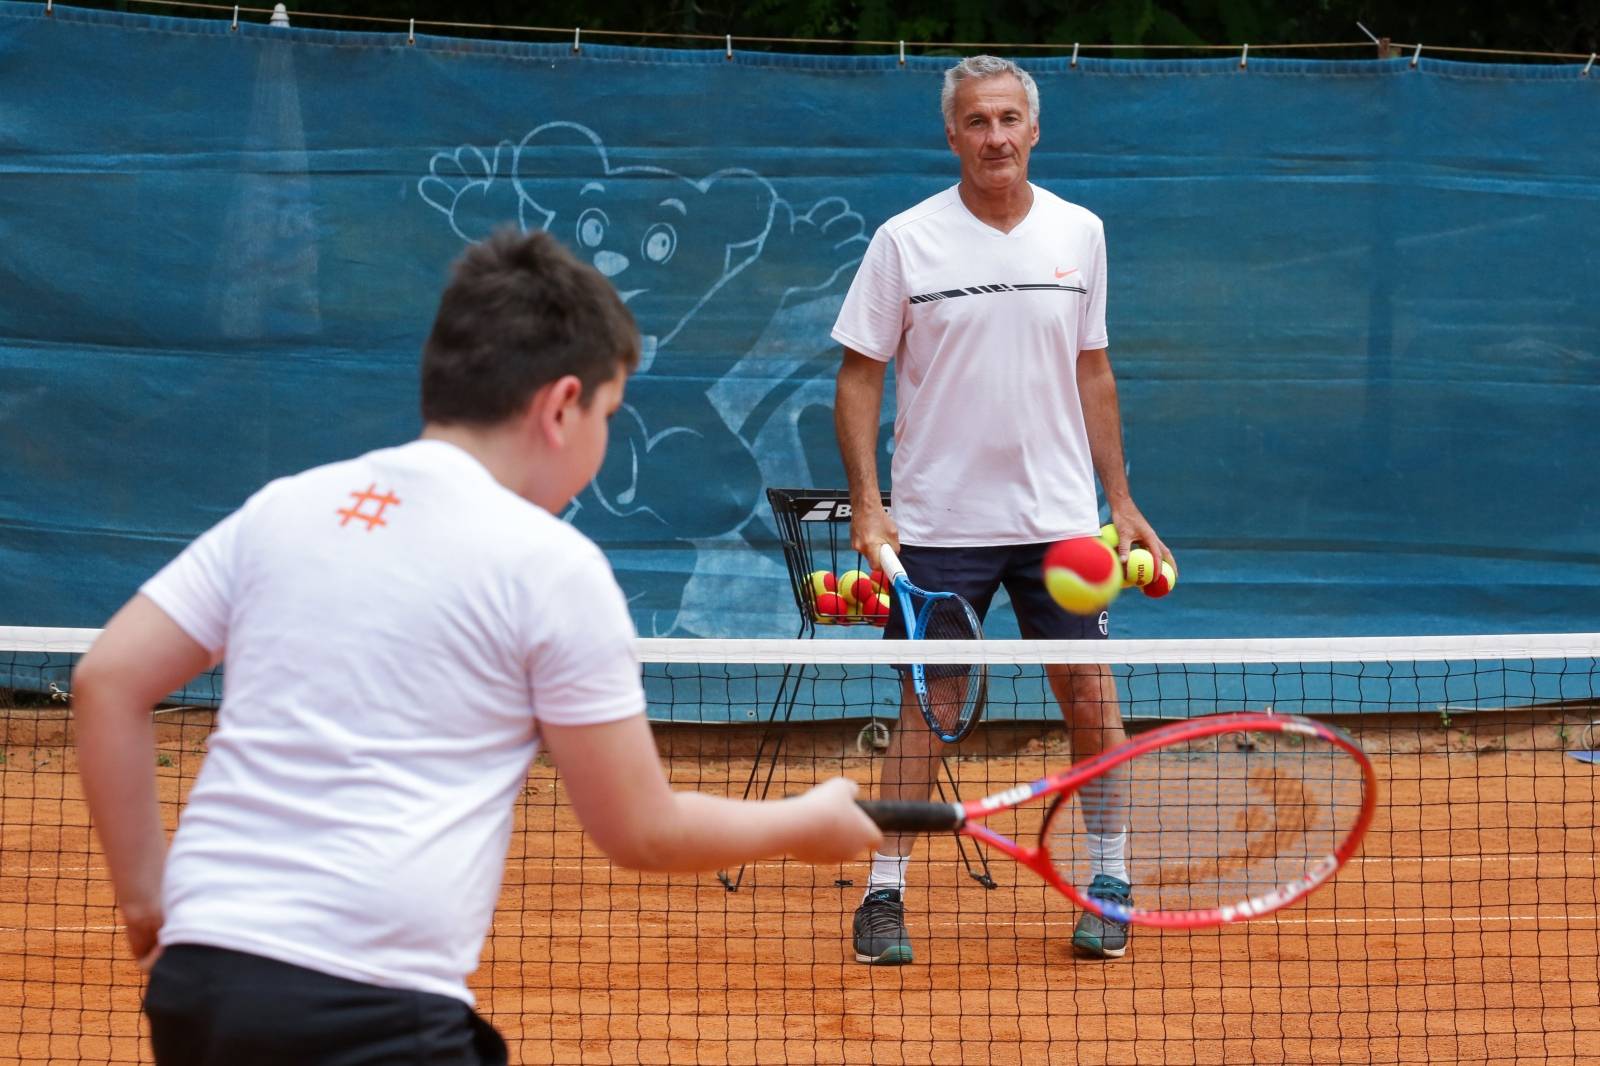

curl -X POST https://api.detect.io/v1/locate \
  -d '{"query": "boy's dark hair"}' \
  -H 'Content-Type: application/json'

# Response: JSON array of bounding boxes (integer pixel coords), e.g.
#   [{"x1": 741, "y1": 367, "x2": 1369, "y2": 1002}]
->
[{"x1": 421, "y1": 229, "x2": 640, "y2": 425}]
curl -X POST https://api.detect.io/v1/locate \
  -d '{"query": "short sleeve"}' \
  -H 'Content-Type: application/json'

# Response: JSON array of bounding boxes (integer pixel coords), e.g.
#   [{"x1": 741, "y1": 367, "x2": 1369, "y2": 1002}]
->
[
  {"x1": 524, "y1": 546, "x2": 645, "y2": 726},
  {"x1": 139, "y1": 507, "x2": 245, "y2": 656},
  {"x1": 1081, "y1": 223, "x2": 1109, "y2": 351},
  {"x1": 830, "y1": 226, "x2": 906, "y2": 362}
]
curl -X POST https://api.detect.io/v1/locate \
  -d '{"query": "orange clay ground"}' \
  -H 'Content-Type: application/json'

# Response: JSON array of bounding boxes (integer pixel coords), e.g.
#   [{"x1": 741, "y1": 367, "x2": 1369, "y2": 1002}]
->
[{"x1": 3, "y1": 708, "x2": 1597, "y2": 1065}]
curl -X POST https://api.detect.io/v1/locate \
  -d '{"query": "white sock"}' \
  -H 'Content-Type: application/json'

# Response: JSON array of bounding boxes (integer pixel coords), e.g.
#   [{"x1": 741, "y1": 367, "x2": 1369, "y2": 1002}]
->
[
  {"x1": 1086, "y1": 830, "x2": 1129, "y2": 883},
  {"x1": 866, "y1": 851, "x2": 910, "y2": 896}
]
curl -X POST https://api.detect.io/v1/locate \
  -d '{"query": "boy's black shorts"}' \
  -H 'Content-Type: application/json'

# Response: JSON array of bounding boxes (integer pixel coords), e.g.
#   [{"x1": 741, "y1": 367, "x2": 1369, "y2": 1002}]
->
[{"x1": 145, "y1": 944, "x2": 508, "y2": 1066}]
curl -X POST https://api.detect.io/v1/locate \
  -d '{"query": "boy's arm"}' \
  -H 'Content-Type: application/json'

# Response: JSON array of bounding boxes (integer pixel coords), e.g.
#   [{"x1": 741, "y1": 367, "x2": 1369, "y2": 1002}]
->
[
  {"x1": 540, "y1": 715, "x2": 882, "y2": 872},
  {"x1": 73, "y1": 594, "x2": 215, "y2": 968}
]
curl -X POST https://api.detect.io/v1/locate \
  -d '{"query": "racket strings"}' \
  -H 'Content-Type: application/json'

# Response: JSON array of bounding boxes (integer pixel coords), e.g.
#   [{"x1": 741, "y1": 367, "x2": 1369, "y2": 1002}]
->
[
  {"x1": 1045, "y1": 728, "x2": 1366, "y2": 914},
  {"x1": 917, "y1": 596, "x2": 983, "y2": 737}
]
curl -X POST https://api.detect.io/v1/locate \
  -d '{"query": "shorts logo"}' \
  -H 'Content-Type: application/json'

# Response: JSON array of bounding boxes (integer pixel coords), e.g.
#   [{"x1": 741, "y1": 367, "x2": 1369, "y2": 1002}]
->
[{"x1": 1098, "y1": 611, "x2": 1109, "y2": 636}]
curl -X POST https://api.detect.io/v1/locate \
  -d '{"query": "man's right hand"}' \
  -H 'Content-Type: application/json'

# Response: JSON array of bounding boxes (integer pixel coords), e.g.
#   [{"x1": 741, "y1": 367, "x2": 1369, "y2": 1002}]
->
[{"x1": 850, "y1": 502, "x2": 900, "y2": 567}]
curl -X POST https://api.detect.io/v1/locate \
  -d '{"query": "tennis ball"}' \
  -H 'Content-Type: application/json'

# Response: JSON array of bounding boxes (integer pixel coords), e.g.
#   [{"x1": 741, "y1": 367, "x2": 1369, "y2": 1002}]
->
[
  {"x1": 1122, "y1": 547, "x2": 1156, "y2": 588},
  {"x1": 1098, "y1": 523, "x2": 1119, "y2": 549},
  {"x1": 813, "y1": 591, "x2": 846, "y2": 621},
  {"x1": 1043, "y1": 537, "x2": 1122, "y2": 615},
  {"x1": 838, "y1": 569, "x2": 873, "y2": 606},
  {"x1": 867, "y1": 592, "x2": 891, "y2": 625},
  {"x1": 807, "y1": 570, "x2": 837, "y2": 600},
  {"x1": 1142, "y1": 560, "x2": 1178, "y2": 599},
  {"x1": 869, "y1": 568, "x2": 887, "y2": 591}
]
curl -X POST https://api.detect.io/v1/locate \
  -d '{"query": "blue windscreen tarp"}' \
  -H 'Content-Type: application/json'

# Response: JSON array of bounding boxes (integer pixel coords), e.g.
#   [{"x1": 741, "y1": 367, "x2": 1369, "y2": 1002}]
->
[{"x1": 2, "y1": 2, "x2": 1598, "y2": 650}]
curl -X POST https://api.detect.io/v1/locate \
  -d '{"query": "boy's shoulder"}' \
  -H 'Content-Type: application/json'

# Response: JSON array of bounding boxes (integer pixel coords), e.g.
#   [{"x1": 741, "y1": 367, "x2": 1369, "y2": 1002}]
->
[{"x1": 243, "y1": 441, "x2": 601, "y2": 562}]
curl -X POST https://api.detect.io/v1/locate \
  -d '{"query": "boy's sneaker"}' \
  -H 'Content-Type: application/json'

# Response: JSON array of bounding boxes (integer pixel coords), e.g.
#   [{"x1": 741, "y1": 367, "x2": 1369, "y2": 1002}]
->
[
  {"x1": 1071, "y1": 874, "x2": 1133, "y2": 959},
  {"x1": 852, "y1": 888, "x2": 914, "y2": 964}
]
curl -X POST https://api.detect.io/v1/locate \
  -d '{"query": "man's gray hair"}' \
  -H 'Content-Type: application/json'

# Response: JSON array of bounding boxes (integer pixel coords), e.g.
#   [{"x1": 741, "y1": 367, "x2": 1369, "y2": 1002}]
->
[{"x1": 940, "y1": 55, "x2": 1040, "y2": 128}]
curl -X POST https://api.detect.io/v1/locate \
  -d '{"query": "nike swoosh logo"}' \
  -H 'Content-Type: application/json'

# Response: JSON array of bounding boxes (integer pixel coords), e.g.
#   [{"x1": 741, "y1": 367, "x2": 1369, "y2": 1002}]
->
[{"x1": 1054, "y1": 268, "x2": 1078, "y2": 279}]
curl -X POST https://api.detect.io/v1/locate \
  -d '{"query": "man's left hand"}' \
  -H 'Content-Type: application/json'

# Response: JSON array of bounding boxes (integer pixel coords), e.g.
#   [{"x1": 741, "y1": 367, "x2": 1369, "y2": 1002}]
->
[{"x1": 1107, "y1": 503, "x2": 1174, "y2": 579}]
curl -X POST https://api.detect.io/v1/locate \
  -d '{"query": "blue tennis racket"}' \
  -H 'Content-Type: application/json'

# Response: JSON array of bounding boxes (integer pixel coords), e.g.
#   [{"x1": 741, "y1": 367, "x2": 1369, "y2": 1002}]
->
[{"x1": 878, "y1": 544, "x2": 986, "y2": 743}]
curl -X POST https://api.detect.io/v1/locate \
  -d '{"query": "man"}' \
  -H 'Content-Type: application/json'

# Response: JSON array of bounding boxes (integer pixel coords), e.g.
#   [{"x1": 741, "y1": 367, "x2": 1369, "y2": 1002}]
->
[
  {"x1": 73, "y1": 230, "x2": 882, "y2": 1065},
  {"x1": 831, "y1": 56, "x2": 1173, "y2": 964}
]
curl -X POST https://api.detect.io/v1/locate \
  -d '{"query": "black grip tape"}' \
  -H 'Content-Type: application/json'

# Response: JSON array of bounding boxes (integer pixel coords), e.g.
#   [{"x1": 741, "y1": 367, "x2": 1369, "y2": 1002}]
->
[{"x1": 856, "y1": 800, "x2": 965, "y2": 833}]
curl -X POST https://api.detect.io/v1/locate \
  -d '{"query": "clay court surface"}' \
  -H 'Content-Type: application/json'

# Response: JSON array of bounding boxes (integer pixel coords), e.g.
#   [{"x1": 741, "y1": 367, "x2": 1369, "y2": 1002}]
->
[{"x1": 3, "y1": 710, "x2": 1597, "y2": 1064}]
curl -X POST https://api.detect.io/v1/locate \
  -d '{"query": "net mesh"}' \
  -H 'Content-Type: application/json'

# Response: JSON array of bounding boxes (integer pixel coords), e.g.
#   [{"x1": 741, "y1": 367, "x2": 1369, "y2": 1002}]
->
[{"x1": 3, "y1": 628, "x2": 1599, "y2": 1064}]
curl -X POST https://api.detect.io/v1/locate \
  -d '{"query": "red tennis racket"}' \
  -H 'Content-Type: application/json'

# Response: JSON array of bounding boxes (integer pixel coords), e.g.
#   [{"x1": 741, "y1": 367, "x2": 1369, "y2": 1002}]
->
[{"x1": 858, "y1": 712, "x2": 1376, "y2": 927}]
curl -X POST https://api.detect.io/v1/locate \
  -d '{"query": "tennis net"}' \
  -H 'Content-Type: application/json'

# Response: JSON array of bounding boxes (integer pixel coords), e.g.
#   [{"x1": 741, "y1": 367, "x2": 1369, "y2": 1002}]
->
[{"x1": 3, "y1": 628, "x2": 1598, "y2": 1064}]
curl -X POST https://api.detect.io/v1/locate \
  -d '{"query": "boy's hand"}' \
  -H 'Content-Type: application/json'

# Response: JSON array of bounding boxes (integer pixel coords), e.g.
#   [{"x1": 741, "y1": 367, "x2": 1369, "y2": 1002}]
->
[
  {"x1": 787, "y1": 778, "x2": 884, "y2": 864},
  {"x1": 122, "y1": 904, "x2": 164, "y2": 971}
]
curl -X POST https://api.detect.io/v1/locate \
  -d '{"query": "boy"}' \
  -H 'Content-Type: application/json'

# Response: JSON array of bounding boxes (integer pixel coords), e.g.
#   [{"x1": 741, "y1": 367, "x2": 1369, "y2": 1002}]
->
[{"x1": 73, "y1": 230, "x2": 881, "y2": 1065}]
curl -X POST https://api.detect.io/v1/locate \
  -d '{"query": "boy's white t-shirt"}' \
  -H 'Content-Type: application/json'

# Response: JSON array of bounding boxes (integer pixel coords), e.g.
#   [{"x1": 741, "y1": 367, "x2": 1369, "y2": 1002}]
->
[
  {"x1": 141, "y1": 439, "x2": 644, "y2": 1005},
  {"x1": 831, "y1": 183, "x2": 1110, "y2": 546}
]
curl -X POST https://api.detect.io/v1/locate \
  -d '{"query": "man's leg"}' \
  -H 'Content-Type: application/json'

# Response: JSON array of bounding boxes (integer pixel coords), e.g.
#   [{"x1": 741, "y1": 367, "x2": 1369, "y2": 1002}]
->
[
  {"x1": 853, "y1": 675, "x2": 937, "y2": 964},
  {"x1": 1047, "y1": 661, "x2": 1125, "y2": 759},
  {"x1": 1003, "y1": 541, "x2": 1132, "y2": 959},
  {"x1": 855, "y1": 544, "x2": 1004, "y2": 965},
  {"x1": 1046, "y1": 663, "x2": 1135, "y2": 958}
]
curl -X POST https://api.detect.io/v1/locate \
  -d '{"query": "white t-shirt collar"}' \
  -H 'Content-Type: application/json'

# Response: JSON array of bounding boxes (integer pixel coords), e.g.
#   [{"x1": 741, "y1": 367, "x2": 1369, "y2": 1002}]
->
[{"x1": 952, "y1": 180, "x2": 1040, "y2": 238}]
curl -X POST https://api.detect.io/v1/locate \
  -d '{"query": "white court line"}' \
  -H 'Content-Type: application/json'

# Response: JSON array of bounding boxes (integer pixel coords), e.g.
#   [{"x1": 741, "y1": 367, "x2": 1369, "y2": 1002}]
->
[
  {"x1": 8, "y1": 910, "x2": 1599, "y2": 940},
  {"x1": 492, "y1": 912, "x2": 1600, "y2": 935},
  {"x1": 16, "y1": 851, "x2": 1596, "y2": 880}
]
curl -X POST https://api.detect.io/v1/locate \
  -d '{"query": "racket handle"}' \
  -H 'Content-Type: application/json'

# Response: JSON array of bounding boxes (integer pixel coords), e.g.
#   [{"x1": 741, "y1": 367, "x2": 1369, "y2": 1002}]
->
[
  {"x1": 878, "y1": 543, "x2": 907, "y2": 583},
  {"x1": 856, "y1": 800, "x2": 965, "y2": 833}
]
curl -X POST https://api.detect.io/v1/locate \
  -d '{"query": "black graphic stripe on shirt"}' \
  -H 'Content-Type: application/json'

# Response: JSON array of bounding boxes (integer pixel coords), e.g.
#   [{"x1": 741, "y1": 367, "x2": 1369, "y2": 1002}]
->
[{"x1": 908, "y1": 282, "x2": 1088, "y2": 305}]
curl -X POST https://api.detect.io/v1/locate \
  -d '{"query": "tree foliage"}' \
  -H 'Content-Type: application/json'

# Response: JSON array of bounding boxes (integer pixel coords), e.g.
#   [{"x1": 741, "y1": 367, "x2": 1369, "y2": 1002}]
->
[{"x1": 70, "y1": 1, "x2": 1600, "y2": 57}]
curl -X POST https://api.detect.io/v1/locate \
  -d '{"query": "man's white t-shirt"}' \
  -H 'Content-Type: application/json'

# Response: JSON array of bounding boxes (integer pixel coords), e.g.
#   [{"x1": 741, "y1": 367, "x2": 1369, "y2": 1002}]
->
[
  {"x1": 831, "y1": 183, "x2": 1110, "y2": 546},
  {"x1": 140, "y1": 439, "x2": 644, "y2": 1005}
]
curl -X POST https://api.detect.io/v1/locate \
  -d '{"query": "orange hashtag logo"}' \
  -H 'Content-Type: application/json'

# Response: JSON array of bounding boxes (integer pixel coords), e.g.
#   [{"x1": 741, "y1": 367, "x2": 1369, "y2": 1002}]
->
[{"x1": 337, "y1": 483, "x2": 401, "y2": 532}]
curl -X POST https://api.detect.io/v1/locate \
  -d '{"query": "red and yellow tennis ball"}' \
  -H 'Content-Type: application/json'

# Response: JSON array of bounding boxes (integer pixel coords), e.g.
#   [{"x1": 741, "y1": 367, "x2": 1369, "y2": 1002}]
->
[
  {"x1": 807, "y1": 570, "x2": 837, "y2": 598},
  {"x1": 812, "y1": 591, "x2": 847, "y2": 621},
  {"x1": 874, "y1": 592, "x2": 892, "y2": 623},
  {"x1": 1122, "y1": 547, "x2": 1157, "y2": 588},
  {"x1": 1098, "y1": 523, "x2": 1119, "y2": 549},
  {"x1": 838, "y1": 569, "x2": 876, "y2": 606},
  {"x1": 1142, "y1": 560, "x2": 1178, "y2": 599},
  {"x1": 1043, "y1": 536, "x2": 1122, "y2": 615},
  {"x1": 859, "y1": 591, "x2": 890, "y2": 623},
  {"x1": 870, "y1": 568, "x2": 887, "y2": 592}
]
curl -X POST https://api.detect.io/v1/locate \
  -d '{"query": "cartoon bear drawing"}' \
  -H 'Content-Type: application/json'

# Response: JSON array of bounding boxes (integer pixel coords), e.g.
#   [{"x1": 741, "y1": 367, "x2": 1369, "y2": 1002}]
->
[{"x1": 420, "y1": 123, "x2": 870, "y2": 634}]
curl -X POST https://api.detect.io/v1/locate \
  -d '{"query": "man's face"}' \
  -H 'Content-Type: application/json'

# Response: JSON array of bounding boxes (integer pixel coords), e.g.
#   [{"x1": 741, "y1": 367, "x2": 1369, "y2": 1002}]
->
[{"x1": 946, "y1": 74, "x2": 1039, "y2": 194}]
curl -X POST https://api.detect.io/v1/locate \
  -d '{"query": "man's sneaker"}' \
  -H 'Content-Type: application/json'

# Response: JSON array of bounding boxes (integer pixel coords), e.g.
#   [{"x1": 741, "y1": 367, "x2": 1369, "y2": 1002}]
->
[
  {"x1": 853, "y1": 888, "x2": 914, "y2": 964},
  {"x1": 1071, "y1": 874, "x2": 1133, "y2": 959}
]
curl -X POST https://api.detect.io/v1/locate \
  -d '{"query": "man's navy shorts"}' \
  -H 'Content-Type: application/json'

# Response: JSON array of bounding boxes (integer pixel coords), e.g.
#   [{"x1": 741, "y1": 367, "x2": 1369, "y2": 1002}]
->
[
  {"x1": 881, "y1": 542, "x2": 1110, "y2": 642},
  {"x1": 145, "y1": 944, "x2": 509, "y2": 1066}
]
